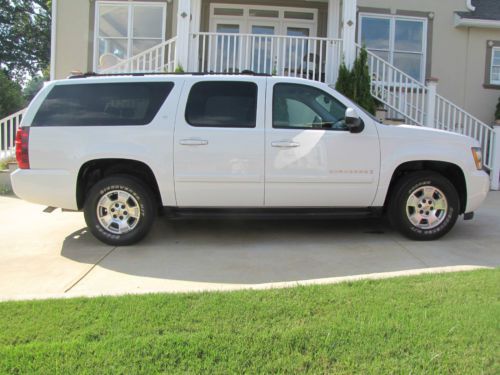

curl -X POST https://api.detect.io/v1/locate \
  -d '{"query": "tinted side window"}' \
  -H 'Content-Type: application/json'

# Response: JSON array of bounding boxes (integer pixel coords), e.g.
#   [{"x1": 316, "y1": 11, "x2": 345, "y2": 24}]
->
[
  {"x1": 273, "y1": 83, "x2": 347, "y2": 130},
  {"x1": 32, "y1": 82, "x2": 174, "y2": 126},
  {"x1": 185, "y1": 82, "x2": 257, "y2": 128}
]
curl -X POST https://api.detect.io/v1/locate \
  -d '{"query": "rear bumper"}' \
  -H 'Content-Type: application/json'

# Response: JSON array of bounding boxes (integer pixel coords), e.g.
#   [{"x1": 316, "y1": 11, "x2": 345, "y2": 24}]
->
[
  {"x1": 465, "y1": 170, "x2": 490, "y2": 213},
  {"x1": 11, "y1": 169, "x2": 77, "y2": 210}
]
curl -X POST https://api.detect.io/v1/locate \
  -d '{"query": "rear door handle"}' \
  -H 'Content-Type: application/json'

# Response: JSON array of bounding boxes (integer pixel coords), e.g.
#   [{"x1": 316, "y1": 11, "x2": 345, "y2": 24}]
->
[
  {"x1": 271, "y1": 141, "x2": 300, "y2": 148},
  {"x1": 179, "y1": 138, "x2": 209, "y2": 146}
]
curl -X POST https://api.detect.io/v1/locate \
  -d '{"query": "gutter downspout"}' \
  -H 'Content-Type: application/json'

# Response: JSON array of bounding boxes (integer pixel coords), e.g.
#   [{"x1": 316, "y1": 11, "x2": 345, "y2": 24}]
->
[
  {"x1": 466, "y1": 0, "x2": 475, "y2": 11},
  {"x1": 50, "y1": 0, "x2": 57, "y2": 81}
]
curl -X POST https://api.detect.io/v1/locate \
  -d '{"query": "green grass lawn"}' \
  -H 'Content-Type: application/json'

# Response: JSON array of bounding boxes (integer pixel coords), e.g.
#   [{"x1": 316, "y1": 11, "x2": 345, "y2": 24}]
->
[{"x1": 0, "y1": 269, "x2": 498, "y2": 374}]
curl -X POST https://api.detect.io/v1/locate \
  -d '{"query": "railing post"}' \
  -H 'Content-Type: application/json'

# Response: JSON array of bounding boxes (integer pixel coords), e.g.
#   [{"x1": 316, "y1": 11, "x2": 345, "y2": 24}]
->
[
  {"x1": 491, "y1": 124, "x2": 500, "y2": 191},
  {"x1": 425, "y1": 78, "x2": 438, "y2": 128},
  {"x1": 175, "y1": 0, "x2": 191, "y2": 70}
]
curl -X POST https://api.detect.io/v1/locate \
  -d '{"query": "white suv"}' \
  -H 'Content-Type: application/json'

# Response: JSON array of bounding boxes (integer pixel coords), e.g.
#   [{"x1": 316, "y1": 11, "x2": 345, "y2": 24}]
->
[{"x1": 11, "y1": 74, "x2": 490, "y2": 245}]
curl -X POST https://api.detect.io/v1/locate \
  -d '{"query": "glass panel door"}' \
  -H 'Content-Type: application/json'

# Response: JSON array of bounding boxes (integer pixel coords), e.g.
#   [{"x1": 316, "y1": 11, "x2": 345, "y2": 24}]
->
[
  {"x1": 250, "y1": 24, "x2": 276, "y2": 74},
  {"x1": 215, "y1": 24, "x2": 240, "y2": 73},
  {"x1": 285, "y1": 26, "x2": 311, "y2": 77}
]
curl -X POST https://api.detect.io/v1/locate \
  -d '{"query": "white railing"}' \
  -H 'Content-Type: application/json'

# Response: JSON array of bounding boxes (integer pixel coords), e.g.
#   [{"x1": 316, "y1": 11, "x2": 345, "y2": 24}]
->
[
  {"x1": 101, "y1": 37, "x2": 177, "y2": 74},
  {"x1": 192, "y1": 32, "x2": 342, "y2": 84},
  {"x1": 359, "y1": 45, "x2": 428, "y2": 126},
  {"x1": 0, "y1": 109, "x2": 25, "y2": 159},
  {"x1": 435, "y1": 94, "x2": 495, "y2": 170}
]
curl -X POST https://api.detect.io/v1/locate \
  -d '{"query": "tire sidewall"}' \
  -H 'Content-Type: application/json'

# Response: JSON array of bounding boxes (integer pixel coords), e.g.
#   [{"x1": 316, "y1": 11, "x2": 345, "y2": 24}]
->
[
  {"x1": 84, "y1": 177, "x2": 155, "y2": 246},
  {"x1": 391, "y1": 173, "x2": 459, "y2": 240}
]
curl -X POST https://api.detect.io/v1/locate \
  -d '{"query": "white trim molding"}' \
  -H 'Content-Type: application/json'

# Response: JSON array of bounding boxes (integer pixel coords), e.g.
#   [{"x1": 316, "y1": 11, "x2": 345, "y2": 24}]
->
[
  {"x1": 455, "y1": 14, "x2": 500, "y2": 29},
  {"x1": 466, "y1": 0, "x2": 476, "y2": 12}
]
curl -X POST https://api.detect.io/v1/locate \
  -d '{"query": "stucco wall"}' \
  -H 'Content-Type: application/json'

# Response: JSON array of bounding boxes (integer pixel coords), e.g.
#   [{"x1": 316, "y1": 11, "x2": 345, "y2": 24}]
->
[
  {"x1": 357, "y1": 0, "x2": 500, "y2": 124},
  {"x1": 54, "y1": 0, "x2": 91, "y2": 79}
]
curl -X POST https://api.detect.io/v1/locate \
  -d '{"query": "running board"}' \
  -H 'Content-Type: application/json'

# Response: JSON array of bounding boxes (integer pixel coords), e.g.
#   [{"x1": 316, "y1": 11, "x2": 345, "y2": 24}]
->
[{"x1": 163, "y1": 207, "x2": 384, "y2": 219}]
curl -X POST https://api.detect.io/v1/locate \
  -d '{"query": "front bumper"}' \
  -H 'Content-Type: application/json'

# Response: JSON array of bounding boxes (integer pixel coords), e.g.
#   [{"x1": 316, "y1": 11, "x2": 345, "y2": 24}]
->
[{"x1": 465, "y1": 170, "x2": 490, "y2": 213}]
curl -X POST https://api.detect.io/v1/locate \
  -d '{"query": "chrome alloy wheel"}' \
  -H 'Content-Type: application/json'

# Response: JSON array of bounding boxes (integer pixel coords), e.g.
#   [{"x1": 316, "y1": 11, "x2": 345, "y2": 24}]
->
[
  {"x1": 96, "y1": 190, "x2": 141, "y2": 234},
  {"x1": 406, "y1": 186, "x2": 448, "y2": 230}
]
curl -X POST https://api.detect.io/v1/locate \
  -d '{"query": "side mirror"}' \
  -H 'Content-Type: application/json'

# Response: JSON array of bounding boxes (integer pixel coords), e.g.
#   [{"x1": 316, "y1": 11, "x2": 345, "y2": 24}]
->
[{"x1": 345, "y1": 107, "x2": 364, "y2": 134}]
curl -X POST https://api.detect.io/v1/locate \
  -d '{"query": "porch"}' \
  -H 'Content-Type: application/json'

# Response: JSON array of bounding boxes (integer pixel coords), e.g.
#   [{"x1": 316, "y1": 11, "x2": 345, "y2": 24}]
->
[{"x1": 98, "y1": 0, "x2": 356, "y2": 86}]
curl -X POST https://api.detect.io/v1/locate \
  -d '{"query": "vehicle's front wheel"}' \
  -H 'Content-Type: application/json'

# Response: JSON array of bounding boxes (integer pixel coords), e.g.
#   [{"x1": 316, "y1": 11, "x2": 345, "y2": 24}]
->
[
  {"x1": 388, "y1": 171, "x2": 460, "y2": 241},
  {"x1": 84, "y1": 176, "x2": 155, "y2": 246}
]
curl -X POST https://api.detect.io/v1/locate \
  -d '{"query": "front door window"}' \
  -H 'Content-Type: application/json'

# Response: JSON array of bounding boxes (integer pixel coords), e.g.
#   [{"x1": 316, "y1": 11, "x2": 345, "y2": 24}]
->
[{"x1": 95, "y1": 1, "x2": 166, "y2": 72}]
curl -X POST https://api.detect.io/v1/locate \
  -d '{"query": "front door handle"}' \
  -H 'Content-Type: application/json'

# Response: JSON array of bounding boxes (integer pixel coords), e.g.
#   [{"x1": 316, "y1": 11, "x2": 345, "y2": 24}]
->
[
  {"x1": 179, "y1": 138, "x2": 209, "y2": 146},
  {"x1": 271, "y1": 141, "x2": 300, "y2": 148}
]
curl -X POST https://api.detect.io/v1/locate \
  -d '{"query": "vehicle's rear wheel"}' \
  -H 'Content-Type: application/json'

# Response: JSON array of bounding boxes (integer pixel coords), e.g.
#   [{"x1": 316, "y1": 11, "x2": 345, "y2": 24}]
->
[
  {"x1": 388, "y1": 171, "x2": 459, "y2": 240},
  {"x1": 84, "y1": 176, "x2": 155, "y2": 246}
]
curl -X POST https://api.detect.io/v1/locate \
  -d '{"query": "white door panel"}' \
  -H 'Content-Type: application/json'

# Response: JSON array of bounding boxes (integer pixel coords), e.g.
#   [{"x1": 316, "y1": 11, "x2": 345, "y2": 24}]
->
[
  {"x1": 174, "y1": 78, "x2": 266, "y2": 207},
  {"x1": 265, "y1": 79, "x2": 380, "y2": 207},
  {"x1": 266, "y1": 129, "x2": 379, "y2": 206}
]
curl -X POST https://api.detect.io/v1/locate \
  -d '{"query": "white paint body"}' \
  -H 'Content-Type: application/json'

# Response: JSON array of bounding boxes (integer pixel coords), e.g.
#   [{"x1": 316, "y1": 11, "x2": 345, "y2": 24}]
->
[{"x1": 11, "y1": 75, "x2": 489, "y2": 215}]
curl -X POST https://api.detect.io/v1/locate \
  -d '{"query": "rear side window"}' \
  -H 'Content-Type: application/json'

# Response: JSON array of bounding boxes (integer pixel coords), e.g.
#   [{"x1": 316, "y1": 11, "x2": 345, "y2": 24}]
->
[
  {"x1": 185, "y1": 81, "x2": 257, "y2": 128},
  {"x1": 32, "y1": 82, "x2": 174, "y2": 126}
]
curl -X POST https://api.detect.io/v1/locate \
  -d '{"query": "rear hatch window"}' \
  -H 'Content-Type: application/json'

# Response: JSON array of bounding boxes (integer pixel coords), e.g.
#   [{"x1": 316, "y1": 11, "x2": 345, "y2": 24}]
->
[{"x1": 32, "y1": 82, "x2": 173, "y2": 126}]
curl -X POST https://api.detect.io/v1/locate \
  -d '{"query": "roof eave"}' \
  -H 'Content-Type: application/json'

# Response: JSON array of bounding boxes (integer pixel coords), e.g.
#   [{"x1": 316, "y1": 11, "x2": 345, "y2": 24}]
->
[{"x1": 454, "y1": 13, "x2": 500, "y2": 29}]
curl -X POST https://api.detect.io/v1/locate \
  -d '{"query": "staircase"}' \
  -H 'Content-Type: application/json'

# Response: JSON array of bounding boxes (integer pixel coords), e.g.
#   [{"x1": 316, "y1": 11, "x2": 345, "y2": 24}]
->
[{"x1": 101, "y1": 37, "x2": 177, "y2": 74}]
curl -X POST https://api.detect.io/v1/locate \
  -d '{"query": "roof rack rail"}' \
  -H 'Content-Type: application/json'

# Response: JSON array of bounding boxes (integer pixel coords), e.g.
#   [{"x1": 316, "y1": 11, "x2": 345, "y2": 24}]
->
[{"x1": 68, "y1": 70, "x2": 272, "y2": 79}]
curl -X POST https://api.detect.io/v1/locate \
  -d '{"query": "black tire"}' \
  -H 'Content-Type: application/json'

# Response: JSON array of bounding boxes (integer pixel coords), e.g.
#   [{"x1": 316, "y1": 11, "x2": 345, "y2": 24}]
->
[
  {"x1": 388, "y1": 171, "x2": 460, "y2": 241},
  {"x1": 84, "y1": 175, "x2": 156, "y2": 246}
]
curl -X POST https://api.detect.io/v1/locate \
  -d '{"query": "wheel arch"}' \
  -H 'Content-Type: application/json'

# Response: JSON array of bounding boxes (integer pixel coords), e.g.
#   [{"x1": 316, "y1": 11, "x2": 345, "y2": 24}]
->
[
  {"x1": 384, "y1": 160, "x2": 467, "y2": 214},
  {"x1": 76, "y1": 158, "x2": 162, "y2": 210}
]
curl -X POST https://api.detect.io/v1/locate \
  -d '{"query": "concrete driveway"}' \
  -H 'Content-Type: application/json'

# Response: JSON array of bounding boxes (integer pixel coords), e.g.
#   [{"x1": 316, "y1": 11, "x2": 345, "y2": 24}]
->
[{"x1": 0, "y1": 193, "x2": 499, "y2": 301}]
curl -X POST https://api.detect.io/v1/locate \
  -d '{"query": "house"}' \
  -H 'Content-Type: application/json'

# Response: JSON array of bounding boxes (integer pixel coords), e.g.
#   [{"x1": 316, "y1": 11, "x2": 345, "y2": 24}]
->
[
  {"x1": 1, "y1": 0, "x2": 499, "y2": 188},
  {"x1": 49, "y1": 0, "x2": 500, "y2": 124}
]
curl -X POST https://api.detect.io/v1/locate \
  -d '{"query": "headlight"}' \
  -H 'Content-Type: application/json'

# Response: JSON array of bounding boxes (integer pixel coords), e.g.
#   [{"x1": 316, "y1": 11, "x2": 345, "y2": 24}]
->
[{"x1": 471, "y1": 147, "x2": 483, "y2": 170}]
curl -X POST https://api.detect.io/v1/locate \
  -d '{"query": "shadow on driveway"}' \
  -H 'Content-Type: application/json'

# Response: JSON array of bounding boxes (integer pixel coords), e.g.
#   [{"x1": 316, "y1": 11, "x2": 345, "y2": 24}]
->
[{"x1": 60, "y1": 213, "x2": 500, "y2": 285}]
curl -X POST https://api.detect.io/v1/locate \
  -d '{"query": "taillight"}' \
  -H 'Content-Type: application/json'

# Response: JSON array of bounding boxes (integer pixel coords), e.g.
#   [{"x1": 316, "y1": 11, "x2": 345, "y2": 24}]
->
[{"x1": 15, "y1": 127, "x2": 30, "y2": 169}]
